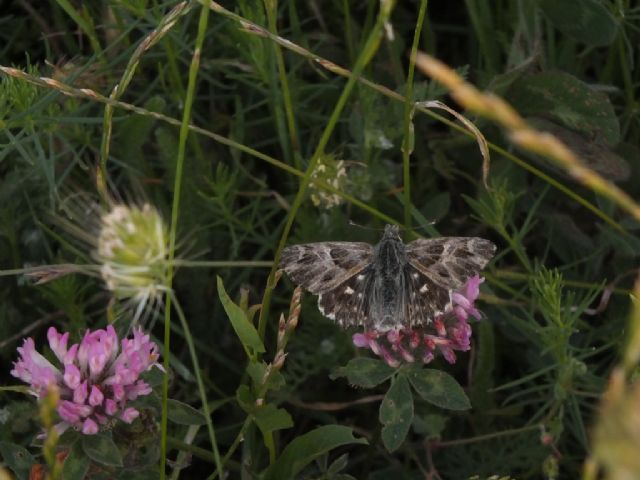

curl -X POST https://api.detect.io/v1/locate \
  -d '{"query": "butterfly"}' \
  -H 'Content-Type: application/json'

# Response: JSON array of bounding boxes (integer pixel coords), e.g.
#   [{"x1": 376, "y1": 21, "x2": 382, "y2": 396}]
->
[{"x1": 280, "y1": 224, "x2": 496, "y2": 332}]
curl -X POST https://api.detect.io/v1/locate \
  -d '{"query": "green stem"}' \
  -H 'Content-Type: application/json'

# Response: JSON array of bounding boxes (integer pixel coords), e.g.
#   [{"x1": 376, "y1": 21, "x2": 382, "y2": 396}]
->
[
  {"x1": 170, "y1": 291, "x2": 224, "y2": 476},
  {"x1": 206, "y1": 418, "x2": 253, "y2": 480},
  {"x1": 166, "y1": 436, "x2": 239, "y2": 467},
  {"x1": 200, "y1": 5, "x2": 626, "y2": 234},
  {"x1": 402, "y1": 0, "x2": 429, "y2": 235},
  {"x1": 160, "y1": 3, "x2": 212, "y2": 478},
  {"x1": 434, "y1": 423, "x2": 539, "y2": 447},
  {"x1": 342, "y1": 0, "x2": 355, "y2": 64},
  {"x1": 617, "y1": 35, "x2": 635, "y2": 127},
  {"x1": 172, "y1": 260, "x2": 273, "y2": 268},
  {"x1": 497, "y1": 226, "x2": 532, "y2": 273},
  {"x1": 493, "y1": 269, "x2": 630, "y2": 294},
  {"x1": 54, "y1": 0, "x2": 104, "y2": 62},
  {"x1": 265, "y1": 0, "x2": 301, "y2": 170},
  {"x1": 98, "y1": 1, "x2": 193, "y2": 202},
  {"x1": 256, "y1": 0, "x2": 396, "y2": 341},
  {"x1": 2, "y1": 58, "x2": 622, "y2": 233},
  {"x1": 463, "y1": 0, "x2": 499, "y2": 74}
]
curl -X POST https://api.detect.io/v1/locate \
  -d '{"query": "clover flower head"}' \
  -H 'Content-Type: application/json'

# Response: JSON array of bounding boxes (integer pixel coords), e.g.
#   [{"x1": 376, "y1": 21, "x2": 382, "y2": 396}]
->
[
  {"x1": 352, "y1": 276, "x2": 485, "y2": 367},
  {"x1": 11, "y1": 325, "x2": 160, "y2": 435},
  {"x1": 309, "y1": 154, "x2": 348, "y2": 209},
  {"x1": 96, "y1": 204, "x2": 169, "y2": 323}
]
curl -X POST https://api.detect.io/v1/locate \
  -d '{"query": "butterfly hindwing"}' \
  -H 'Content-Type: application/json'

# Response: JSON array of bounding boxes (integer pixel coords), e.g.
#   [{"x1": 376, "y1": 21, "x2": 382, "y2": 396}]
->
[
  {"x1": 318, "y1": 267, "x2": 374, "y2": 328},
  {"x1": 280, "y1": 241, "x2": 373, "y2": 294},
  {"x1": 406, "y1": 237, "x2": 496, "y2": 290},
  {"x1": 404, "y1": 264, "x2": 451, "y2": 327}
]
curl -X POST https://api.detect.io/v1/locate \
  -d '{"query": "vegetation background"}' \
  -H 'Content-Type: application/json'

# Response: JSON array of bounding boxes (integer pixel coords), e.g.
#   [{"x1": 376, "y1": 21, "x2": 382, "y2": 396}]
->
[{"x1": 1, "y1": 0, "x2": 639, "y2": 479}]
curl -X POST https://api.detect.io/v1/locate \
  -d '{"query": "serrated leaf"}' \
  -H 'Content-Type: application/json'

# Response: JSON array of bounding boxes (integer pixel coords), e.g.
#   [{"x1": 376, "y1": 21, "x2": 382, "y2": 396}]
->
[
  {"x1": 403, "y1": 366, "x2": 470, "y2": 410},
  {"x1": 379, "y1": 375, "x2": 414, "y2": 452},
  {"x1": 331, "y1": 358, "x2": 395, "y2": 388},
  {"x1": 0, "y1": 441, "x2": 34, "y2": 478},
  {"x1": 82, "y1": 433, "x2": 123, "y2": 467},
  {"x1": 537, "y1": 0, "x2": 618, "y2": 46},
  {"x1": 253, "y1": 404, "x2": 293, "y2": 435},
  {"x1": 167, "y1": 398, "x2": 207, "y2": 426},
  {"x1": 507, "y1": 71, "x2": 620, "y2": 145},
  {"x1": 62, "y1": 441, "x2": 90, "y2": 480},
  {"x1": 263, "y1": 425, "x2": 367, "y2": 480},
  {"x1": 217, "y1": 276, "x2": 265, "y2": 358}
]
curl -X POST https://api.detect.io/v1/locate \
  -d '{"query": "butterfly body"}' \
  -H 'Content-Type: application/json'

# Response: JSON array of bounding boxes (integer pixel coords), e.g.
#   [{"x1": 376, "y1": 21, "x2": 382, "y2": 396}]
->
[
  {"x1": 280, "y1": 225, "x2": 496, "y2": 332},
  {"x1": 372, "y1": 225, "x2": 408, "y2": 330}
]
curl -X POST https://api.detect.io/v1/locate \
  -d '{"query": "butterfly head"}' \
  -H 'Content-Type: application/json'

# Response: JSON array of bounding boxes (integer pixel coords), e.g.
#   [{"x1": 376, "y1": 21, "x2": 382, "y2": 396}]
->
[{"x1": 382, "y1": 224, "x2": 401, "y2": 241}]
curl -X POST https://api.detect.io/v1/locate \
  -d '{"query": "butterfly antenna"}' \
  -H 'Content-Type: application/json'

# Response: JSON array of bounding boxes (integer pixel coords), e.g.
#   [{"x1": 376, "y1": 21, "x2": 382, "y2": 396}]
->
[
  {"x1": 347, "y1": 220, "x2": 386, "y2": 231},
  {"x1": 410, "y1": 220, "x2": 437, "y2": 233}
]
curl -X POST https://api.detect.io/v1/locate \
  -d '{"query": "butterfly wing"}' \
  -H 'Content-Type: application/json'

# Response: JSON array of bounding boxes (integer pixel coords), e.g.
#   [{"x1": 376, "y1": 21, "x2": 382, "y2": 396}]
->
[
  {"x1": 403, "y1": 237, "x2": 495, "y2": 326},
  {"x1": 280, "y1": 242, "x2": 374, "y2": 294},
  {"x1": 405, "y1": 237, "x2": 496, "y2": 290},
  {"x1": 280, "y1": 241, "x2": 375, "y2": 328},
  {"x1": 403, "y1": 264, "x2": 451, "y2": 327},
  {"x1": 317, "y1": 266, "x2": 375, "y2": 328}
]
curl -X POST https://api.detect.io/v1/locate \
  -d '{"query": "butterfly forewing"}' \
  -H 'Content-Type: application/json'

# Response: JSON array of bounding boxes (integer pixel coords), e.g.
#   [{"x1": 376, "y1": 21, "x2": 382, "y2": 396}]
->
[
  {"x1": 280, "y1": 241, "x2": 373, "y2": 294},
  {"x1": 405, "y1": 237, "x2": 496, "y2": 290}
]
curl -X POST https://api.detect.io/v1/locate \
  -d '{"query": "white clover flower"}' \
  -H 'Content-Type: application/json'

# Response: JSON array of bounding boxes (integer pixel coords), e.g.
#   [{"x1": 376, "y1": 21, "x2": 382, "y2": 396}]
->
[
  {"x1": 95, "y1": 204, "x2": 170, "y2": 325},
  {"x1": 309, "y1": 154, "x2": 348, "y2": 209}
]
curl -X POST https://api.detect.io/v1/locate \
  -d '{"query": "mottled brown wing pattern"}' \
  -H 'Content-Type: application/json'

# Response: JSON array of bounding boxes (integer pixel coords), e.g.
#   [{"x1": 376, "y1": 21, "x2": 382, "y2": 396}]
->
[
  {"x1": 405, "y1": 237, "x2": 496, "y2": 290},
  {"x1": 404, "y1": 265, "x2": 451, "y2": 327},
  {"x1": 318, "y1": 267, "x2": 374, "y2": 328},
  {"x1": 279, "y1": 242, "x2": 373, "y2": 294}
]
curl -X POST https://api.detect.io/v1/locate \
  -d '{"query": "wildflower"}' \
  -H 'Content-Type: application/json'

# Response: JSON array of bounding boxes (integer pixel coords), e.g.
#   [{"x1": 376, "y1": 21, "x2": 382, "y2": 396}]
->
[
  {"x1": 352, "y1": 276, "x2": 485, "y2": 367},
  {"x1": 95, "y1": 204, "x2": 169, "y2": 323},
  {"x1": 309, "y1": 154, "x2": 348, "y2": 209},
  {"x1": 11, "y1": 325, "x2": 161, "y2": 435}
]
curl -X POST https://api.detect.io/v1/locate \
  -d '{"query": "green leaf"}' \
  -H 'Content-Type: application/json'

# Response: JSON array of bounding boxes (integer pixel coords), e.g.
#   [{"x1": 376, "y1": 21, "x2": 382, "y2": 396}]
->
[
  {"x1": 81, "y1": 433, "x2": 123, "y2": 467},
  {"x1": 253, "y1": 404, "x2": 294, "y2": 435},
  {"x1": 422, "y1": 191, "x2": 451, "y2": 223},
  {"x1": 412, "y1": 413, "x2": 447, "y2": 438},
  {"x1": 469, "y1": 321, "x2": 497, "y2": 425},
  {"x1": 331, "y1": 358, "x2": 395, "y2": 388},
  {"x1": 113, "y1": 96, "x2": 165, "y2": 176},
  {"x1": 327, "y1": 453, "x2": 350, "y2": 475},
  {"x1": 167, "y1": 398, "x2": 207, "y2": 426},
  {"x1": 263, "y1": 425, "x2": 367, "y2": 480},
  {"x1": 62, "y1": 441, "x2": 91, "y2": 480},
  {"x1": 236, "y1": 384, "x2": 256, "y2": 413},
  {"x1": 524, "y1": 117, "x2": 629, "y2": 182},
  {"x1": 120, "y1": 468, "x2": 159, "y2": 479},
  {"x1": 537, "y1": 0, "x2": 619, "y2": 46},
  {"x1": 403, "y1": 366, "x2": 470, "y2": 410},
  {"x1": 0, "y1": 441, "x2": 34, "y2": 479},
  {"x1": 247, "y1": 361, "x2": 285, "y2": 391},
  {"x1": 217, "y1": 276, "x2": 265, "y2": 358},
  {"x1": 379, "y1": 375, "x2": 414, "y2": 452},
  {"x1": 507, "y1": 71, "x2": 620, "y2": 145}
]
